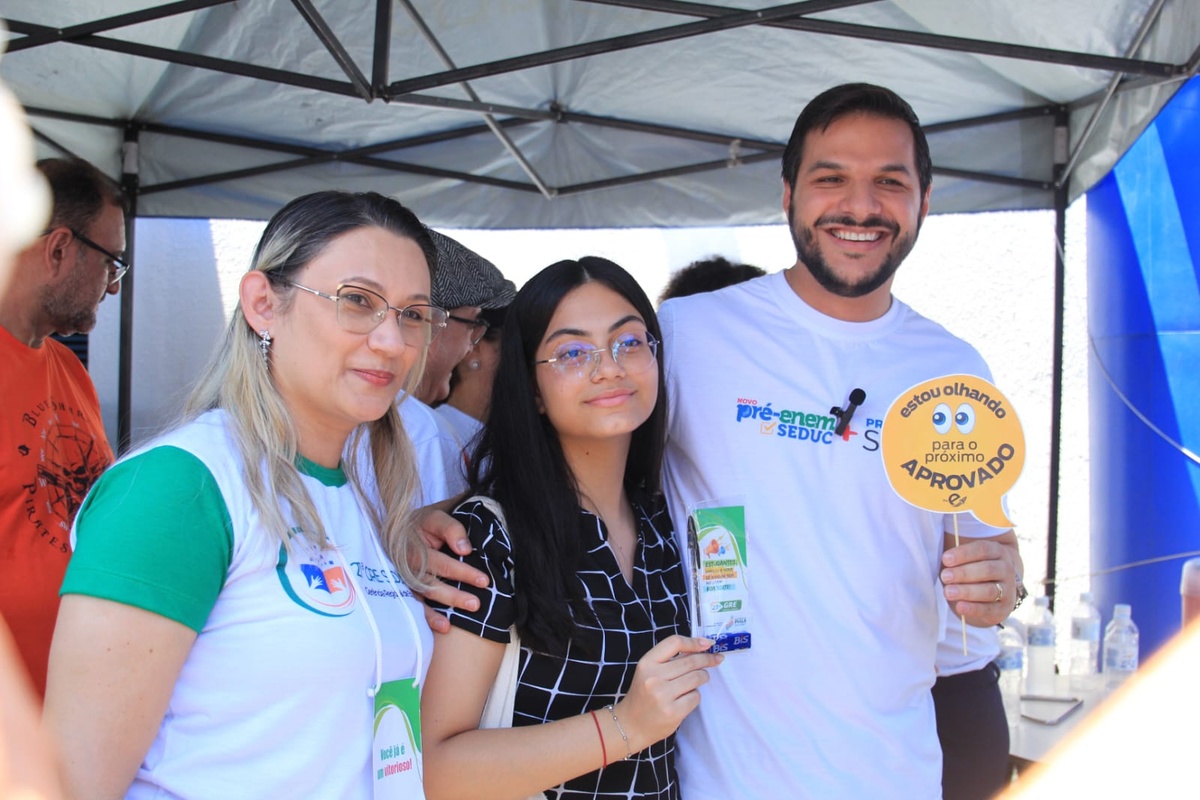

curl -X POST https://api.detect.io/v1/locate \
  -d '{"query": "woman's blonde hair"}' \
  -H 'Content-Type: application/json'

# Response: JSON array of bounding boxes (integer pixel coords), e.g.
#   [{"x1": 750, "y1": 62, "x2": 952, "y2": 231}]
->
[{"x1": 185, "y1": 191, "x2": 438, "y2": 588}]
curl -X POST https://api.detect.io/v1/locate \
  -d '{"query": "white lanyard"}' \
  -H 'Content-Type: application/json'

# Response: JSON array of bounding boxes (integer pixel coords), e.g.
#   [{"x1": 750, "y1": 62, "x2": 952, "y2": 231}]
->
[{"x1": 327, "y1": 528, "x2": 425, "y2": 697}]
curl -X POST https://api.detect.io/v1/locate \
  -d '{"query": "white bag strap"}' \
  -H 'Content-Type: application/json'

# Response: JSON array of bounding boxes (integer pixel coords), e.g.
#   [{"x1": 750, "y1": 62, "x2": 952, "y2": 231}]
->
[
  {"x1": 467, "y1": 494, "x2": 507, "y2": 529},
  {"x1": 468, "y1": 495, "x2": 521, "y2": 730},
  {"x1": 467, "y1": 495, "x2": 563, "y2": 800}
]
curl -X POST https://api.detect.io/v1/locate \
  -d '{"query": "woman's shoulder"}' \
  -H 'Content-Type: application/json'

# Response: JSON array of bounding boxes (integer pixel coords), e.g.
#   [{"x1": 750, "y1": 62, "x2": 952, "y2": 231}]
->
[
  {"x1": 96, "y1": 440, "x2": 222, "y2": 504},
  {"x1": 453, "y1": 493, "x2": 505, "y2": 522},
  {"x1": 119, "y1": 410, "x2": 235, "y2": 471},
  {"x1": 451, "y1": 494, "x2": 515, "y2": 552}
]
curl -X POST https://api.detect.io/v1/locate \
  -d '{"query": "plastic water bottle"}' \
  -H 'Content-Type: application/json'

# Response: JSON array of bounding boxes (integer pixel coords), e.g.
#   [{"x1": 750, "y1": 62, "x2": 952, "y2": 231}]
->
[
  {"x1": 1068, "y1": 592, "x2": 1101, "y2": 691},
  {"x1": 996, "y1": 623, "x2": 1024, "y2": 728},
  {"x1": 1025, "y1": 596, "x2": 1056, "y2": 695},
  {"x1": 1182, "y1": 558, "x2": 1200, "y2": 628},
  {"x1": 1102, "y1": 604, "x2": 1139, "y2": 689}
]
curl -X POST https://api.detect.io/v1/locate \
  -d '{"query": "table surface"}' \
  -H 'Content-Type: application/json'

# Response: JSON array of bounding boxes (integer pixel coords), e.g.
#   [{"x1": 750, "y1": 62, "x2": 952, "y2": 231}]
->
[{"x1": 1008, "y1": 674, "x2": 1116, "y2": 764}]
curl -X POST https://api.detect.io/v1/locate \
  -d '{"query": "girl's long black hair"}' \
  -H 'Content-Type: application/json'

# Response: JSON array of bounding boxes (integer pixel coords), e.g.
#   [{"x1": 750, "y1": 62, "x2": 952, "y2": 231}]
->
[{"x1": 467, "y1": 257, "x2": 667, "y2": 656}]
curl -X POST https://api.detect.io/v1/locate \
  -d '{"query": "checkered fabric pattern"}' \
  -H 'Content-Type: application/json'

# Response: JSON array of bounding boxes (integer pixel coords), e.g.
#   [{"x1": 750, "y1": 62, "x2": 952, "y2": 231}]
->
[
  {"x1": 440, "y1": 496, "x2": 690, "y2": 800},
  {"x1": 429, "y1": 229, "x2": 516, "y2": 310}
]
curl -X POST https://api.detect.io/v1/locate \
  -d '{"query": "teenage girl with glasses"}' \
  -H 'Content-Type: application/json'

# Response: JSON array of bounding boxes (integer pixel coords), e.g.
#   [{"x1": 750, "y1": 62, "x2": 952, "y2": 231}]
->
[{"x1": 422, "y1": 257, "x2": 722, "y2": 800}]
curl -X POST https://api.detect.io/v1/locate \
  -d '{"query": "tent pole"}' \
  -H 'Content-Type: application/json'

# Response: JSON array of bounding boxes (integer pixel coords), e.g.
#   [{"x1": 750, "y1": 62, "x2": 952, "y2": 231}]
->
[
  {"x1": 1045, "y1": 107, "x2": 1069, "y2": 611},
  {"x1": 578, "y1": 0, "x2": 1176, "y2": 77},
  {"x1": 291, "y1": 0, "x2": 373, "y2": 100},
  {"x1": 397, "y1": 0, "x2": 558, "y2": 199},
  {"x1": 371, "y1": 0, "x2": 392, "y2": 93},
  {"x1": 117, "y1": 126, "x2": 140, "y2": 455},
  {"x1": 4, "y1": 0, "x2": 235, "y2": 54},
  {"x1": 384, "y1": 1, "x2": 862, "y2": 98},
  {"x1": 1060, "y1": 0, "x2": 1169, "y2": 182}
]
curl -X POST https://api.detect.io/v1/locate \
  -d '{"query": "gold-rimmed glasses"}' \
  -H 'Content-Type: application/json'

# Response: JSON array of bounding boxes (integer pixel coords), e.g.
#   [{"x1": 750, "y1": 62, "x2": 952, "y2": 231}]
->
[
  {"x1": 286, "y1": 282, "x2": 448, "y2": 346},
  {"x1": 535, "y1": 331, "x2": 659, "y2": 379}
]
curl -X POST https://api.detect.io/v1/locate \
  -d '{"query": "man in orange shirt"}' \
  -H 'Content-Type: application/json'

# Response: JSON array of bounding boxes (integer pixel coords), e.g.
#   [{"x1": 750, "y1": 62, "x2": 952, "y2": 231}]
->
[{"x1": 0, "y1": 157, "x2": 124, "y2": 697}]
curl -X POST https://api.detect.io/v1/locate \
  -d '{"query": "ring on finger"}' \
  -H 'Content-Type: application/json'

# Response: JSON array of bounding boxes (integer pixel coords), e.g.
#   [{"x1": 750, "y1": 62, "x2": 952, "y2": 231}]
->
[{"x1": 993, "y1": 581, "x2": 1004, "y2": 603}]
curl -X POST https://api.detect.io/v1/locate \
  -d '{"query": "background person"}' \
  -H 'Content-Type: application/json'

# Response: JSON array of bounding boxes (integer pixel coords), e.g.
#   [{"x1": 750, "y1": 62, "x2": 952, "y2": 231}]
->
[
  {"x1": 0, "y1": 156, "x2": 125, "y2": 698},
  {"x1": 0, "y1": 62, "x2": 63, "y2": 800},
  {"x1": 435, "y1": 304, "x2": 508, "y2": 470},
  {"x1": 416, "y1": 230, "x2": 514, "y2": 407},
  {"x1": 404, "y1": 230, "x2": 515, "y2": 502},
  {"x1": 656, "y1": 255, "x2": 765, "y2": 306},
  {"x1": 44, "y1": 191, "x2": 446, "y2": 799},
  {"x1": 421, "y1": 257, "x2": 720, "y2": 800}
]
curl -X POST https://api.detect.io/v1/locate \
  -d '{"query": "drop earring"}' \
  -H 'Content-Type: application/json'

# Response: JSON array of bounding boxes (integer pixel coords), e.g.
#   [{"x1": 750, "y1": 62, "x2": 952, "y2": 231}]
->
[{"x1": 259, "y1": 329, "x2": 272, "y2": 363}]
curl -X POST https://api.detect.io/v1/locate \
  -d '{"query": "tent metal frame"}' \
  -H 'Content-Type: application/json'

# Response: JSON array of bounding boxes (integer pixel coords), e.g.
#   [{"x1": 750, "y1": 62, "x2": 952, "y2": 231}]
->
[{"x1": 6, "y1": 0, "x2": 1199, "y2": 603}]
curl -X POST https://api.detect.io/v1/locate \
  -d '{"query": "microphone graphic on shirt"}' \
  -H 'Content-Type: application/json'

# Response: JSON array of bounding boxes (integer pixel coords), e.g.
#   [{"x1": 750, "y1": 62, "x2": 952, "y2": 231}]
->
[{"x1": 831, "y1": 388, "x2": 867, "y2": 436}]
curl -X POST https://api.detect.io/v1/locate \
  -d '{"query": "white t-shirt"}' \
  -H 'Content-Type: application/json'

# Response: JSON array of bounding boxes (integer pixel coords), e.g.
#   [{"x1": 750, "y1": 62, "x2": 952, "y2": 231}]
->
[
  {"x1": 660, "y1": 271, "x2": 1000, "y2": 800},
  {"x1": 937, "y1": 596, "x2": 1002, "y2": 676},
  {"x1": 69, "y1": 411, "x2": 433, "y2": 799},
  {"x1": 434, "y1": 403, "x2": 483, "y2": 468},
  {"x1": 429, "y1": 404, "x2": 472, "y2": 498},
  {"x1": 399, "y1": 397, "x2": 456, "y2": 505},
  {"x1": 937, "y1": 496, "x2": 1010, "y2": 675}
]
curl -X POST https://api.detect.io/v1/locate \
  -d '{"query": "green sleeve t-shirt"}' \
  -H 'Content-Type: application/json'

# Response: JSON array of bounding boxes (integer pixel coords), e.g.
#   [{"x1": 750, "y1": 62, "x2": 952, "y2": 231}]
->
[{"x1": 62, "y1": 445, "x2": 235, "y2": 632}]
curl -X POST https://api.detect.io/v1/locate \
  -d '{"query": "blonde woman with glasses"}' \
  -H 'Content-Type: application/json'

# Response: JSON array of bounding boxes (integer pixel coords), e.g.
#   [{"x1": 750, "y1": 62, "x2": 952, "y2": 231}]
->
[
  {"x1": 45, "y1": 191, "x2": 455, "y2": 799},
  {"x1": 422, "y1": 257, "x2": 722, "y2": 800}
]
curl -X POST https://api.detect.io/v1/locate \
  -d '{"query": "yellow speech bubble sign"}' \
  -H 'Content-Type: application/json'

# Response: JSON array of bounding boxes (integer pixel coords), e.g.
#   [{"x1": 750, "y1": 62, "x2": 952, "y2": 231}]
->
[{"x1": 881, "y1": 374, "x2": 1025, "y2": 529}]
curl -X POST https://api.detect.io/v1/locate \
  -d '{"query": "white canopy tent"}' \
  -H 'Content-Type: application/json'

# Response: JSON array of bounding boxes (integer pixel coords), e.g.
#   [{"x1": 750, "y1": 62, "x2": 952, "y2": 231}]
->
[
  {"x1": 2, "y1": 1, "x2": 1197, "y2": 225},
  {"x1": 3, "y1": 0, "x2": 1199, "y2": 592}
]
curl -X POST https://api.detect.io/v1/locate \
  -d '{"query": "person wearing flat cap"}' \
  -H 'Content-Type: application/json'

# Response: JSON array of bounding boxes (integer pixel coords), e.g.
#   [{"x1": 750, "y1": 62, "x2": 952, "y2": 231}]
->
[
  {"x1": 400, "y1": 230, "x2": 515, "y2": 503},
  {"x1": 419, "y1": 230, "x2": 515, "y2": 405}
]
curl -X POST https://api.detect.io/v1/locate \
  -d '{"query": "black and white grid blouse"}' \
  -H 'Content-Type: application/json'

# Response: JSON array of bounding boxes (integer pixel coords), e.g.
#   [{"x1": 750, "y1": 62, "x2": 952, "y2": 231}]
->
[{"x1": 440, "y1": 495, "x2": 690, "y2": 800}]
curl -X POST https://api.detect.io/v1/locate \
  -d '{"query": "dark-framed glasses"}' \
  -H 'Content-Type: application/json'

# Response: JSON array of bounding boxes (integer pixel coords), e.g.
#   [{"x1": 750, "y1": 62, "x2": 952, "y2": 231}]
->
[
  {"x1": 535, "y1": 331, "x2": 659, "y2": 379},
  {"x1": 286, "y1": 282, "x2": 449, "y2": 346},
  {"x1": 447, "y1": 313, "x2": 491, "y2": 346},
  {"x1": 46, "y1": 227, "x2": 130, "y2": 285}
]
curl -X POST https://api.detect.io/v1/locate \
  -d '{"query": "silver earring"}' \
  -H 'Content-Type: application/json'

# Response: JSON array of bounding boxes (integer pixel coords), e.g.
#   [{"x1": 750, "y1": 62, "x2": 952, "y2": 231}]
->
[
  {"x1": 259, "y1": 329, "x2": 272, "y2": 363},
  {"x1": 468, "y1": 360, "x2": 481, "y2": 371}
]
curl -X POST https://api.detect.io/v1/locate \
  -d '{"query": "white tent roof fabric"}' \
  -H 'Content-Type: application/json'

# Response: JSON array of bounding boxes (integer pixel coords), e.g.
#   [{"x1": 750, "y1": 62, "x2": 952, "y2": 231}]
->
[{"x1": 2, "y1": 0, "x2": 1198, "y2": 228}]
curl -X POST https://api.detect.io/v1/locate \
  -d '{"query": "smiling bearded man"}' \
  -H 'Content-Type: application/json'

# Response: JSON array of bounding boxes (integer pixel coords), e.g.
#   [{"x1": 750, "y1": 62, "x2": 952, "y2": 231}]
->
[{"x1": 657, "y1": 84, "x2": 1022, "y2": 800}]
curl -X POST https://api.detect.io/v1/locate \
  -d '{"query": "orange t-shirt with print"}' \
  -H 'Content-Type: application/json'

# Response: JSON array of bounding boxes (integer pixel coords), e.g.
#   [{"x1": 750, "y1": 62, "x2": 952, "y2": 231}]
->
[{"x1": 0, "y1": 325, "x2": 113, "y2": 697}]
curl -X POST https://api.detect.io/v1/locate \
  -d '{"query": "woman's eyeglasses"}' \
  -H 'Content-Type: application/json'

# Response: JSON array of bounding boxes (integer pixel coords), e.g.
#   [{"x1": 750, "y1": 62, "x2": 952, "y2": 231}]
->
[
  {"x1": 285, "y1": 282, "x2": 449, "y2": 346},
  {"x1": 535, "y1": 332, "x2": 659, "y2": 379}
]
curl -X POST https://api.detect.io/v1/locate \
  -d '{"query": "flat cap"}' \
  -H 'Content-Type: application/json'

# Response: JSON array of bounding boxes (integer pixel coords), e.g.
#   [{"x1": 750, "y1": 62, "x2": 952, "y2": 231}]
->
[{"x1": 429, "y1": 229, "x2": 516, "y2": 310}]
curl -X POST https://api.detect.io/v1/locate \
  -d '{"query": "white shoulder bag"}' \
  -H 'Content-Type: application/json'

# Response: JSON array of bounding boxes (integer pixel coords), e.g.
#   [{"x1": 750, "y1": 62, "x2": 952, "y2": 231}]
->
[
  {"x1": 470, "y1": 495, "x2": 522, "y2": 730},
  {"x1": 468, "y1": 496, "x2": 546, "y2": 800}
]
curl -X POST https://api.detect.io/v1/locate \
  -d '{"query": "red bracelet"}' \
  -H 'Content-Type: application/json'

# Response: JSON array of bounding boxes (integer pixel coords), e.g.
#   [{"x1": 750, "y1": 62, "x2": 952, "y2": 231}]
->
[{"x1": 589, "y1": 709, "x2": 607, "y2": 767}]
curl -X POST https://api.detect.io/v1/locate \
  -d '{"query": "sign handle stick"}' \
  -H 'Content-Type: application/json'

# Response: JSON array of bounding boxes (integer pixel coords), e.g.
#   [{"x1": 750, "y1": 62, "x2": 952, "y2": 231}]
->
[{"x1": 954, "y1": 514, "x2": 967, "y2": 656}]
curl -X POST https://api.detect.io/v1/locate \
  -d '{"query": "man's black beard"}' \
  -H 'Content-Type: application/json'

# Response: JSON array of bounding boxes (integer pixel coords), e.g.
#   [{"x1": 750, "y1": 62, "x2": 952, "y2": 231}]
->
[{"x1": 788, "y1": 205, "x2": 917, "y2": 299}]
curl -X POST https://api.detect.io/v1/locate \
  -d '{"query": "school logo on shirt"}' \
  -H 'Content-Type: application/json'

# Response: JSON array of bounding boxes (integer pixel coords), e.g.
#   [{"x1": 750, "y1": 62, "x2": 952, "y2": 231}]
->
[
  {"x1": 276, "y1": 531, "x2": 357, "y2": 617},
  {"x1": 733, "y1": 396, "x2": 881, "y2": 451}
]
